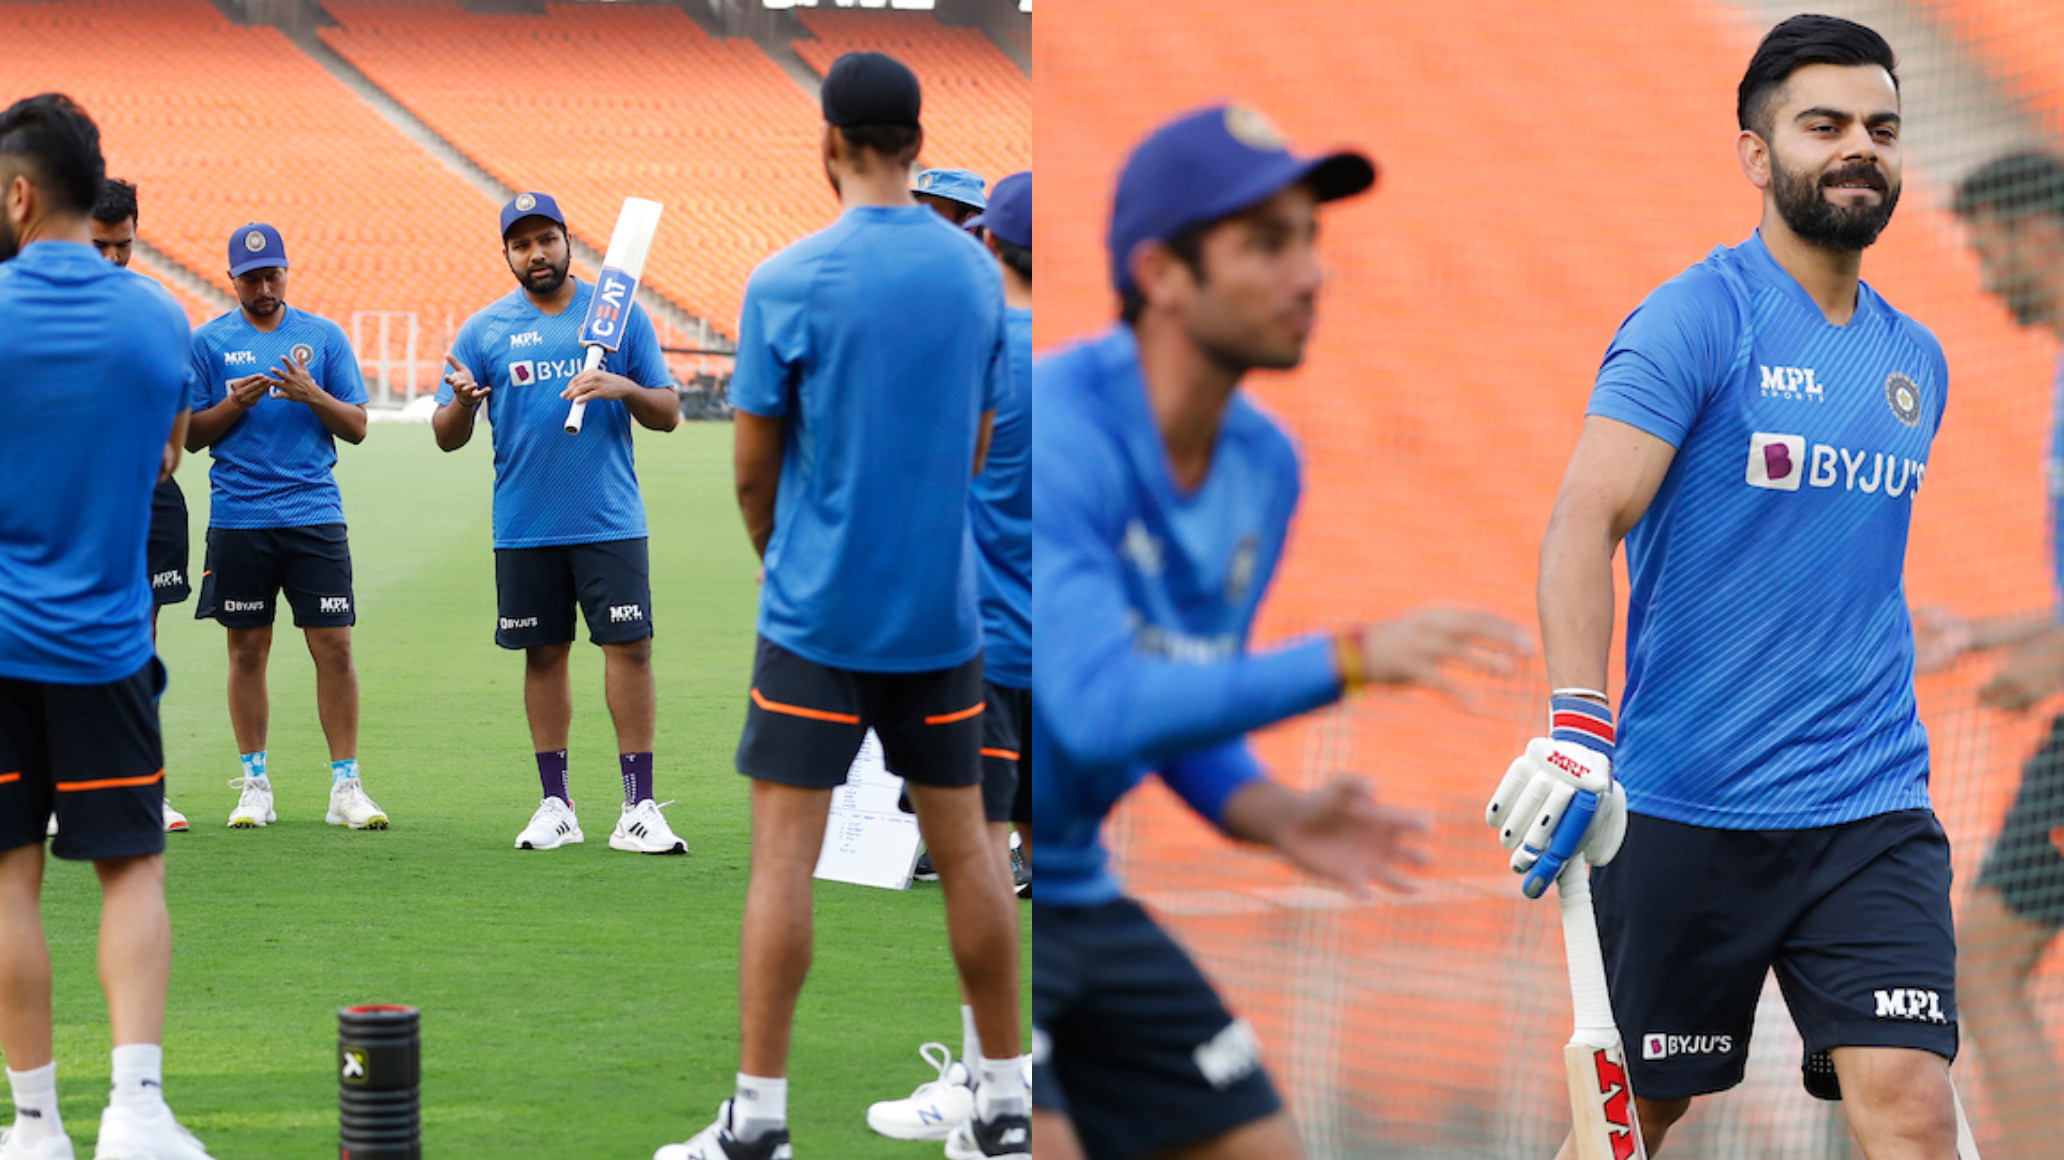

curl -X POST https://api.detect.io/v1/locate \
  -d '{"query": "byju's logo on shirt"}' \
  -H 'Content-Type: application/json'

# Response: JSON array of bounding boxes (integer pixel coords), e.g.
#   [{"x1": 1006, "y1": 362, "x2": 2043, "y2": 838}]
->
[
  {"x1": 507, "y1": 357, "x2": 586, "y2": 388},
  {"x1": 1745, "y1": 432, "x2": 1926, "y2": 497},
  {"x1": 509, "y1": 360, "x2": 536, "y2": 385},
  {"x1": 1760, "y1": 364, "x2": 1825, "y2": 403}
]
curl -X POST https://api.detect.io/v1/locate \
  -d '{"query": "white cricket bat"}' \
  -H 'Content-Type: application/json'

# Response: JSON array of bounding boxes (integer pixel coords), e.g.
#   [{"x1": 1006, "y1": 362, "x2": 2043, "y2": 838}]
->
[
  {"x1": 1560, "y1": 856, "x2": 1647, "y2": 1160},
  {"x1": 565, "y1": 196, "x2": 664, "y2": 435}
]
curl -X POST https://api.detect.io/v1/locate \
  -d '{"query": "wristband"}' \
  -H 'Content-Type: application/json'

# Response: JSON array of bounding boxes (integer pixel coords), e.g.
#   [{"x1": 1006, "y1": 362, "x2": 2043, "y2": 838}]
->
[
  {"x1": 1549, "y1": 694, "x2": 1615, "y2": 760},
  {"x1": 1334, "y1": 626, "x2": 1368, "y2": 695}
]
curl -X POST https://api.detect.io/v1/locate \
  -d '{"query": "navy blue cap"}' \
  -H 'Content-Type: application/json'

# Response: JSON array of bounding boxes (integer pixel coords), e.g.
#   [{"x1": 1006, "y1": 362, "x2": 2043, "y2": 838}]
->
[
  {"x1": 499, "y1": 191, "x2": 566, "y2": 239},
  {"x1": 822, "y1": 52, "x2": 922, "y2": 130},
  {"x1": 228, "y1": 223, "x2": 287, "y2": 277},
  {"x1": 968, "y1": 171, "x2": 1030, "y2": 249},
  {"x1": 1108, "y1": 104, "x2": 1376, "y2": 292},
  {"x1": 914, "y1": 168, "x2": 987, "y2": 210}
]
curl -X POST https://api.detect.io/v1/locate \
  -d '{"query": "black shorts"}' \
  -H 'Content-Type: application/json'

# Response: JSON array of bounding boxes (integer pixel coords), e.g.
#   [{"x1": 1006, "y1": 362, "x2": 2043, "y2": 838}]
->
[
  {"x1": 147, "y1": 477, "x2": 190, "y2": 607},
  {"x1": 195, "y1": 524, "x2": 355, "y2": 629},
  {"x1": 0, "y1": 659, "x2": 167, "y2": 862},
  {"x1": 1592, "y1": 809, "x2": 1958, "y2": 1101},
  {"x1": 494, "y1": 539, "x2": 653, "y2": 650},
  {"x1": 736, "y1": 636, "x2": 982, "y2": 791},
  {"x1": 980, "y1": 682, "x2": 1029, "y2": 824},
  {"x1": 1979, "y1": 713, "x2": 2064, "y2": 926},
  {"x1": 1034, "y1": 899, "x2": 1281, "y2": 1159}
]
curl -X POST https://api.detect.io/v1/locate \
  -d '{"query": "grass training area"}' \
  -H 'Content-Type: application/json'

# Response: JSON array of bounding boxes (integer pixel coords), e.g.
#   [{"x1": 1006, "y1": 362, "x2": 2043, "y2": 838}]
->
[{"x1": 5, "y1": 421, "x2": 1032, "y2": 1157}]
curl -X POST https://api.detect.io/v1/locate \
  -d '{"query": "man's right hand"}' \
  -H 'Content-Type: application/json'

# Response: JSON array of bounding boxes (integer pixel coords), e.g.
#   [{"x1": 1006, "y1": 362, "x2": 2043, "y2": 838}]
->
[
  {"x1": 226, "y1": 374, "x2": 271, "y2": 410},
  {"x1": 443, "y1": 354, "x2": 489, "y2": 409},
  {"x1": 1358, "y1": 607, "x2": 1533, "y2": 702},
  {"x1": 1487, "y1": 737, "x2": 1627, "y2": 898}
]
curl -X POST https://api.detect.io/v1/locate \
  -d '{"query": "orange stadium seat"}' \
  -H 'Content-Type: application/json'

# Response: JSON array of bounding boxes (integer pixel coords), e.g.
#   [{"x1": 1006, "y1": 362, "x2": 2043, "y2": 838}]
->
[
  {"x1": 126, "y1": 253, "x2": 219, "y2": 326},
  {"x1": 0, "y1": 0, "x2": 511, "y2": 395},
  {"x1": 1922, "y1": 0, "x2": 2064, "y2": 135},
  {"x1": 790, "y1": 10, "x2": 1030, "y2": 189}
]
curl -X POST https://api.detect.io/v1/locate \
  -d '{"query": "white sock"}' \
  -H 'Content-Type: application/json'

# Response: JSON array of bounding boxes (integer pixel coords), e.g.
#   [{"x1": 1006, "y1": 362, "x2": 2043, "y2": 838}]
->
[
  {"x1": 732, "y1": 1073, "x2": 786, "y2": 1142},
  {"x1": 977, "y1": 1056, "x2": 1030, "y2": 1118},
  {"x1": 6, "y1": 1062, "x2": 63, "y2": 1141},
  {"x1": 109, "y1": 1043, "x2": 163, "y2": 1109},
  {"x1": 960, "y1": 1003, "x2": 982, "y2": 1065}
]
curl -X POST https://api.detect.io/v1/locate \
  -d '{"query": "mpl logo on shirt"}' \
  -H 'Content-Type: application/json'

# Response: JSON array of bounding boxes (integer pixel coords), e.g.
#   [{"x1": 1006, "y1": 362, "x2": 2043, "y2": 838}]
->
[
  {"x1": 1760, "y1": 364, "x2": 1825, "y2": 403},
  {"x1": 224, "y1": 351, "x2": 257, "y2": 367},
  {"x1": 510, "y1": 331, "x2": 543, "y2": 348},
  {"x1": 1745, "y1": 432, "x2": 1927, "y2": 498}
]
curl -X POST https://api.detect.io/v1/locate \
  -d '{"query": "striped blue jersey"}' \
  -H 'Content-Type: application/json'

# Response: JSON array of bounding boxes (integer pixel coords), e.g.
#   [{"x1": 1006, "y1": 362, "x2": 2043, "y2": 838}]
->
[
  {"x1": 440, "y1": 281, "x2": 672, "y2": 549},
  {"x1": 190, "y1": 307, "x2": 367, "y2": 529},
  {"x1": 1033, "y1": 327, "x2": 1346, "y2": 907},
  {"x1": 972, "y1": 305, "x2": 1033, "y2": 689},
  {"x1": 1589, "y1": 232, "x2": 1945, "y2": 829}
]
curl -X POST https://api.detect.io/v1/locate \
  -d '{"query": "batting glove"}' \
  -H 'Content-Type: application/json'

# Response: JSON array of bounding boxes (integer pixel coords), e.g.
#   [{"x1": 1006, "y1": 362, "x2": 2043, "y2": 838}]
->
[{"x1": 1486, "y1": 696, "x2": 1628, "y2": 898}]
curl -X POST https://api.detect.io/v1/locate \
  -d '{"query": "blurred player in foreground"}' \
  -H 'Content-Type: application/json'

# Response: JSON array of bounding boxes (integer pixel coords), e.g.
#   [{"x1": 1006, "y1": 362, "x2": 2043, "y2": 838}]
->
[
  {"x1": 868, "y1": 169, "x2": 1035, "y2": 1147},
  {"x1": 1494, "y1": 16, "x2": 1962, "y2": 1157},
  {"x1": 187, "y1": 222, "x2": 383, "y2": 832},
  {"x1": 1911, "y1": 149, "x2": 2064, "y2": 1159},
  {"x1": 1033, "y1": 105, "x2": 1528, "y2": 1160},
  {"x1": 435, "y1": 192, "x2": 685, "y2": 856},
  {"x1": 656, "y1": 52, "x2": 1024, "y2": 1160},
  {"x1": 0, "y1": 91, "x2": 213, "y2": 1160},
  {"x1": 90, "y1": 177, "x2": 188, "y2": 834},
  {"x1": 915, "y1": 167, "x2": 987, "y2": 228}
]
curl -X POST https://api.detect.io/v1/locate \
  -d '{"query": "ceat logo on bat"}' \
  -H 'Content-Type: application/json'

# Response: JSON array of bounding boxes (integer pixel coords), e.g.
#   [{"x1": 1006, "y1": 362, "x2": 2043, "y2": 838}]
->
[
  {"x1": 1592, "y1": 1049, "x2": 1639, "y2": 1160},
  {"x1": 582, "y1": 268, "x2": 636, "y2": 344}
]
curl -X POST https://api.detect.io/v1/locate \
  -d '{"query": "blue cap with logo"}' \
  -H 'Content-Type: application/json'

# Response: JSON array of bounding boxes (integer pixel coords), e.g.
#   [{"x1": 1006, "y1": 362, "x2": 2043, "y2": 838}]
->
[
  {"x1": 228, "y1": 223, "x2": 288, "y2": 277},
  {"x1": 1108, "y1": 104, "x2": 1377, "y2": 292},
  {"x1": 968, "y1": 171, "x2": 1030, "y2": 250},
  {"x1": 914, "y1": 168, "x2": 988, "y2": 211},
  {"x1": 500, "y1": 191, "x2": 567, "y2": 239}
]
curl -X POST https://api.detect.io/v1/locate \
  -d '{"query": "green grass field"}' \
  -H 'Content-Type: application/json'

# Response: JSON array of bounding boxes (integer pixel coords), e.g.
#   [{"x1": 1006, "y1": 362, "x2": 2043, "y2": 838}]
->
[{"x1": 7, "y1": 422, "x2": 1031, "y2": 1157}]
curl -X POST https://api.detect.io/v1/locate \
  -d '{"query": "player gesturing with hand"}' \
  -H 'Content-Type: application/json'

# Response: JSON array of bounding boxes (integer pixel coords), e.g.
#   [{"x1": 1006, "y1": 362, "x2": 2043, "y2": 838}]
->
[
  {"x1": 441, "y1": 353, "x2": 488, "y2": 409},
  {"x1": 268, "y1": 348, "x2": 367, "y2": 443}
]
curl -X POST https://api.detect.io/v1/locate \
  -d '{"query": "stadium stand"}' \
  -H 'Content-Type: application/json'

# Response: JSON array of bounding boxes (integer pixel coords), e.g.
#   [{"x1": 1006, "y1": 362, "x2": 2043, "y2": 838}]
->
[
  {"x1": 129, "y1": 253, "x2": 221, "y2": 326},
  {"x1": 0, "y1": 0, "x2": 511, "y2": 394},
  {"x1": 1042, "y1": 1, "x2": 2061, "y2": 1155},
  {"x1": 1922, "y1": 0, "x2": 2064, "y2": 133},
  {"x1": 790, "y1": 10, "x2": 1030, "y2": 189}
]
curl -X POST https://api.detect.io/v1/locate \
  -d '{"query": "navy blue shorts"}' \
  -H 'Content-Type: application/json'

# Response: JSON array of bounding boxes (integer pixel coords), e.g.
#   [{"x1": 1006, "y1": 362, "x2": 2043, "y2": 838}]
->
[
  {"x1": 147, "y1": 477, "x2": 190, "y2": 607},
  {"x1": 736, "y1": 636, "x2": 983, "y2": 791},
  {"x1": 493, "y1": 538, "x2": 652, "y2": 649},
  {"x1": 196, "y1": 524, "x2": 354, "y2": 629},
  {"x1": 1978, "y1": 713, "x2": 2064, "y2": 926},
  {"x1": 1034, "y1": 899, "x2": 1280, "y2": 1159},
  {"x1": 0, "y1": 658, "x2": 167, "y2": 863},
  {"x1": 1592, "y1": 809, "x2": 1958, "y2": 1101}
]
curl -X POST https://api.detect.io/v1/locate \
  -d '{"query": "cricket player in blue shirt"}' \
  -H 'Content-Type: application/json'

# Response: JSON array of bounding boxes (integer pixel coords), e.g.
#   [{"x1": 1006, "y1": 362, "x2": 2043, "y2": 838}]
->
[
  {"x1": 1033, "y1": 105, "x2": 1529, "y2": 1160},
  {"x1": 1492, "y1": 16, "x2": 1964, "y2": 1158},
  {"x1": 0, "y1": 91, "x2": 215, "y2": 1160}
]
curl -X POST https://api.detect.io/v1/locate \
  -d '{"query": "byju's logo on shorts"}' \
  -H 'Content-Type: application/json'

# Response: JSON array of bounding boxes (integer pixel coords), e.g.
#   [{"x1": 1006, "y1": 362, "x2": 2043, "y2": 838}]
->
[
  {"x1": 221, "y1": 599, "x2": 267, "y2": 613},
  {"x1": 319, "y1": 596, "x2": 349, "y2": 614},
  {"x1": 1642, "y1": 1033, "x2": 1733, "y2": 1060},
  {"x1": 609, "y1": 603, "x2": 643, "y2": 624},
  {"x1": 1760, "y1": 364, "x2": 1825, "y2": 403},
  {"x1": 508, "y1": 360, "x2": 536, "y2": 386},
  {"x1": 1193, "y1": 1018, "x2": 1262, "y2": 1089},
  {"x1": 499, "y1": 616, "x2": 539, "y2": 630},
  {"x1": 1746, "y1": 433, "x2": 1927, "y2": 498},
  {"x1": 1874, "y1": 988, "x2": 1947, "y2": 1023}
]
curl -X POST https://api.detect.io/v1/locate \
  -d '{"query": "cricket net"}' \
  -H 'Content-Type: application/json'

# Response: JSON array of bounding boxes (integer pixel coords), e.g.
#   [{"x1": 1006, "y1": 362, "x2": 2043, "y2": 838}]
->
[{"x1": 1036, "y1": 1, "x2": 2064, "y2": 1156}]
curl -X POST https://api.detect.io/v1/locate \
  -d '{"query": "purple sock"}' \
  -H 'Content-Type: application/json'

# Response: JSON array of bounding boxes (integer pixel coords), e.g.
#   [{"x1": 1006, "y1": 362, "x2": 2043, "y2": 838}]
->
[
  {"x1": 536, "y1": 750, "x2": 570, "y2": 804},
  {"x1": 620, "y1": 752, "x2": 653, "y2": 807}
]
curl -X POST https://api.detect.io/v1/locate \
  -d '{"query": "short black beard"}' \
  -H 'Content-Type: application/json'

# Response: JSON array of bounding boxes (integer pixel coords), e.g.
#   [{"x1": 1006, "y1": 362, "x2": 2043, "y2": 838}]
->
[
  {"x1": 518, "y1": 260, "x2": 569, "y2": 296},
  {"x1": 1772, "y1": 154, "x2": 1900, "y2": 252}
]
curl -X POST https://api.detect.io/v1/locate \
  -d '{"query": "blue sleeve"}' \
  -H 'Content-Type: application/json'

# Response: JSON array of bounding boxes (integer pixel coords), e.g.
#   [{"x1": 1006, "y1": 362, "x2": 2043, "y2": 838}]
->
[
  {"x1": 189, "y1": 329, "x2": 223, "y2": 412},
  {"x1": 728, "y1": 262, "x2": 800, "y2": 419},
  {"x1": 1587, "y1": 270, "x2": 1737, "y2": 448},
  {"x1": 1031, "y1": 376, "x2": 1344, "y2": 780},
  {"x1": 982, "y1": 285, "x2": 1008, "y2": 413},
  {"x1": 324, "y1": 322, "x2": 369, "y2": 406},
  {"x1": 1159, "y1": 740, "x2": 1267, "y2": 829},
  {"x1": 619, "y1": 304, "x2": 674, "y2": 389}
]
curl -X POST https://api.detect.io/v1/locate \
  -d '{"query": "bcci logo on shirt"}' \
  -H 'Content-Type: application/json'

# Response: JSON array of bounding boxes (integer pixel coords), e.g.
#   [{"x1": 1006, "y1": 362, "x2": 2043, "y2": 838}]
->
[
  {"x1": 290, "y1": 343, "x2": 314, "y2": 366},
  {"x1": 1885, "y1": 372, "x2": 1922, "y2": 427},
  {"x1": 1745, "y1": 432, "x2": 1806, "y2": 491}
]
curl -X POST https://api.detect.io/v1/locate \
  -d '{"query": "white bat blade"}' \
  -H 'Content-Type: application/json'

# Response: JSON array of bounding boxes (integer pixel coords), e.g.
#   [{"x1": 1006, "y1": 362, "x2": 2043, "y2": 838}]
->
[{"x1": 567, "y1": 196, "x2": 665, "y2": 435}]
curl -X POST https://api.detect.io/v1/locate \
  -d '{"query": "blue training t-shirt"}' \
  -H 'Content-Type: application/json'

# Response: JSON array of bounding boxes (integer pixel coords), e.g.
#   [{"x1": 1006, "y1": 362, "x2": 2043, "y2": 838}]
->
[
  {"x1": 1032, "y1": 326, "x2": 1346, "y2": 908},
  {"x1": 729, "y1": 205, "x2": 1007, "y2": 673},
  {"x1": 441, "y1": 280, "x2": 672, "y2": 549},
  {"x1": 1589, "y1": 232, "x2": 1944, "y2": 830},
  {"x1": 972, "y1": 305, "x2": 1033, "y2": 689},
  {"x1": 0, "y1": 243, "x2": 191, "y2": 684},
  {"x1": 190, "y1": 305, "x2": 368, "y2": 529}
]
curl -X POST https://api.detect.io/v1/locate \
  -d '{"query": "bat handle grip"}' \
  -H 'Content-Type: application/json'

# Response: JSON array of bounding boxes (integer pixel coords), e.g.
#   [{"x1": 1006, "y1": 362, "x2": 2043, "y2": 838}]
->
[
  {"x1": 565, "y1": 346, "x2": 605, "y2": 434},
  {"x1": 1559, "y1": 853, "x2": 1618, "y2": 1039}
]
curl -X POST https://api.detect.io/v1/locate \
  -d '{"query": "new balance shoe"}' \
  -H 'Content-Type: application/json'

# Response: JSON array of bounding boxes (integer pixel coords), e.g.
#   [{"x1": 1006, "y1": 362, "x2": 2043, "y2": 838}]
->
[
  {"x1": 0, "y1": 1124, "x2": 75, "y2": 1160},
  {"x1": 944, "y1": 1110, "x2": 1031, "y2": 1160},
  {"x1": 865, "y1": 1042, "x2": 972, "y2": 1141},
  {"x1": 92, "y1": 1100, "x2": 214, "y2": 1159},
  {"x1": 325, "y1": 778, "x2": 388, "y2": 830},
  {"x1": 225, "y1": 777, "x2": 274, "y2": 829},
  {"x1": 515, "y1": 797, "x2": 582, "y2": 851},
  {"x1": 162, "y1": 801, "x2": 188, "y2": 833},
  {"x1": 654, "y1": 1101, "x2": 791, "y2": 1160},
  {"x1": 914, "y1": 850, "x2": 939, "y2": 881},
  {"x1": 611, "y1": 799, "x2": 687, "y2": 855}
]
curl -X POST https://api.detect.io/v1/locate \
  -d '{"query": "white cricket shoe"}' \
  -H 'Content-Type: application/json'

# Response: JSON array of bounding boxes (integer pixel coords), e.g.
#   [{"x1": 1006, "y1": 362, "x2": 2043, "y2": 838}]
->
[
  {"x1": 654, "y1": 1101, "x2": 791, "y2": 1160},
  {"x1": 44, "y1": 814, "x2": 56, "y2": 839},
  {"x1": 325, "y1": 778, "x2": 388, "y2": 830},
  {"x1": 865, "y1": 1042, "x2": 972, "y2": 1140},
  {"x1": 611, "y1": 798, "x2": 686, "y2": 855},
  {"x1": 944, "y1": 1109, "x2": 1032, "y2": 1160},
  {"x1": 92, "y1": 1100, "x2": 214, "y2": 1159},
  {"x1": 515, "y1": 797, "x2": 582, "y2": 851},
  {"x1": 0, "y1": 1123, "x2": 75, "y2": 1160},
  {"x1": 225, "y1": 777, "x2": 274, "y2": 829},
  {"x1": 162, "y1": 801, "x2": 188, "y2": 833}
]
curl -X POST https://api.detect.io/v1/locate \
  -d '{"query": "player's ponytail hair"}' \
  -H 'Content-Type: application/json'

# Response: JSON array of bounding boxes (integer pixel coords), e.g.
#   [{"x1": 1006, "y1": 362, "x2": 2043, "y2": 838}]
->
[{"x1": 1737, "y1": 15, "x2": 1898, "y2": 136}]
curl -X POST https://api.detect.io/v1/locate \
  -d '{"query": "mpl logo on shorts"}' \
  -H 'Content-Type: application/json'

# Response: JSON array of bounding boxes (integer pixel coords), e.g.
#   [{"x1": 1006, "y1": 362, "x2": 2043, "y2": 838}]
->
[
  {"x1": 1745, "y1": 432, "x2": 1926, "y2": 497},
  {"x1": 608, "y1": 603, "x2": 643, "y2": 624},
  {"x1": 151, "y1": 570, "x2": 183, "y2": 590},
  {"x1": 1193, "y1": 1018, "x2": 1262, "y2": 1089},
  {"x1": 318, "y1": 596, "x2": 349, "y2": 614},
  {"x1": 500, "y1": 616, "x2": 539, "y2": 631},
  {"x1": 1642, "y1": 1033, "x2": 1734, "y2": 1060},
  {"x1": 1874, "y1": 988, "x2": 1947, "y2": 1023}
]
